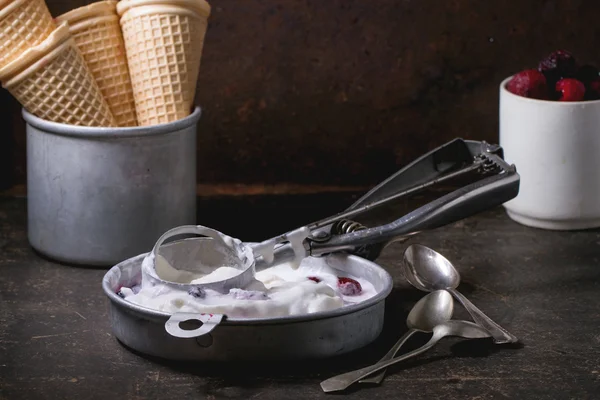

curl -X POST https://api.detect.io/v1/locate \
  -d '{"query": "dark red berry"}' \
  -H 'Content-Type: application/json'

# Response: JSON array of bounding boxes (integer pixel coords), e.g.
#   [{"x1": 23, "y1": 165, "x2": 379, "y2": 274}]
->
[
  {"x1": 307, "y1": 276, "x2": 321, "y2": 283},
  {"x1": 506, "y1": 69, "x2": 549, "y2": 99},
  {"x1": 538, "y1": 50, "x2": 577, "y2": 87},
  {"x1": 577, "y1": 64, "x2": 599, "y2": 85},
  {"x1": 188, "y1": 287, "x2": 206, "y2": 298},
  {"x1": 337, "y1": 277, "x2": 362, "y2": 296},
  {"x1": 585, "y1": 79, "x2": 600, "y2": 100},
  {"x1": 555, "y1": 78, "x2": 586, "y2": 101}
]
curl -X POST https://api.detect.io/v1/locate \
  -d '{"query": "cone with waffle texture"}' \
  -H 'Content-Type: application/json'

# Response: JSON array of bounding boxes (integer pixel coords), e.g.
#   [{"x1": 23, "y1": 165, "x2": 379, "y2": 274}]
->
[
  {"x1": 0, "y1": 22, "x2": 117, "y2": 126},
  {"x1": 117, "y1": 0, "x2": 210, "y2": 126},
  {"x1": 0, "y1": 0, "x2": 56, "y2": 69},
  {"x1": 56, "y1": 1, "x2": 137, "y2": 127}
]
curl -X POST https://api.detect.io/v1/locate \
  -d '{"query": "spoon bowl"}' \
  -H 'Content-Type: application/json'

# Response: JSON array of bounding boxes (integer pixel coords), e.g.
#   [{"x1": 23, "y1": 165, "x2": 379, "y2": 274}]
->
[
  {"x1": 407, "y1": 289, "x2": 454, "y2": 331},
  {"x1": 403, "y1": 244, "x2": 460, "y2": 291},
  {"x1": 360, "y1": 290, "x2": 454, "y2": 384}
]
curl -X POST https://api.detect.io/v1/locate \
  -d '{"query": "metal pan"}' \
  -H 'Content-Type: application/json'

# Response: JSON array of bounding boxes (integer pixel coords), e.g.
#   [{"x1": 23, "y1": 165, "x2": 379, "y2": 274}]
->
[{"x1": 102, "y1": 238, "x2": 393, "y2": 361}]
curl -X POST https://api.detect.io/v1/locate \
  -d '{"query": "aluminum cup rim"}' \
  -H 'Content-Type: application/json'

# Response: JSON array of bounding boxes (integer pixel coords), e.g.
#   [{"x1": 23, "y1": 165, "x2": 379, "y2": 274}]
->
[{"x1": 22, "y1": 106, "x2": 202, "y2": 138}]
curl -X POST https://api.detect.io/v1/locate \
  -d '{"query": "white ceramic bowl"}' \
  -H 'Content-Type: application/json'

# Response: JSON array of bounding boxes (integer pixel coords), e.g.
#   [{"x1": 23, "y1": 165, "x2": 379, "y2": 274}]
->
[{"x1": 499, "y1": 76, "x2": 600, "y2": 230}]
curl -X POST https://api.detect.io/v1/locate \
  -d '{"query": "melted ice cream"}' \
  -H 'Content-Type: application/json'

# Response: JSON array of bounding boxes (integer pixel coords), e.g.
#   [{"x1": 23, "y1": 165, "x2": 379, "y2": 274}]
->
[
  {"x1": 152, "y1": 254, "x2": 243, "y2": 284},
  {"x1": 120, "y1": 256, "x2": 377, "y2": 319}
]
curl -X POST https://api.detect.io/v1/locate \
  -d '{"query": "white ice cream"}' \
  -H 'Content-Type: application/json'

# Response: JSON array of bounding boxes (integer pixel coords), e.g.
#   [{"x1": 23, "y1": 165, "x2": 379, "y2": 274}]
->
[
  {"x1": 152, "y1": 254, "x2": 244, "y2": 284},
  {"x1": 120, "y1": 256, "x2": 377, "y2": 319}
]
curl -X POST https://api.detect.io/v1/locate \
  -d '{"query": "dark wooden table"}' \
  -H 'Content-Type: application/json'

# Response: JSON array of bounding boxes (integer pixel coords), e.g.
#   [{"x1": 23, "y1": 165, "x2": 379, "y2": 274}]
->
[{"x1": 1, "y1": 193, "x2": 599, "y2": 399}]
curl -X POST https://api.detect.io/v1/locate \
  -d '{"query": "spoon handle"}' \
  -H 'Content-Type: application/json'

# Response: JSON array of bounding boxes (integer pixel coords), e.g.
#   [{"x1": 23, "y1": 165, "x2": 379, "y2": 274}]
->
[
  {"x1": 359, "y1": 329, "x2": 417, "y2": 384},
  {"x1": 320, "y1": 333, "x2": 440, "y2": 393},
  {"x1": 449, "y1": 288, "x2": 518, "y2": 344}
]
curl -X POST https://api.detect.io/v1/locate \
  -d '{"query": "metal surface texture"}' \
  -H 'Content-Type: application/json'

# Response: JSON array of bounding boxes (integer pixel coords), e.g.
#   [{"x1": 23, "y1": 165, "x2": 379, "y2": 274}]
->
[
  {"x1": 101, "y1": 240, "x2": 393, "y2": 362},
  {"x1": 24, "y1": 107, "x2": 201, "y2": 266}
]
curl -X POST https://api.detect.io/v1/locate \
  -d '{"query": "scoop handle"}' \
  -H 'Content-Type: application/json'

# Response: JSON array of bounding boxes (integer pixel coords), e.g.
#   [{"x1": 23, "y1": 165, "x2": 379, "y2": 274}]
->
[
  {"x1": 251, "y1": 226, "x2": 311, "y2": 271},
  {"x1": 310, "y1": 167, "x2": 519, "y2": 256}
]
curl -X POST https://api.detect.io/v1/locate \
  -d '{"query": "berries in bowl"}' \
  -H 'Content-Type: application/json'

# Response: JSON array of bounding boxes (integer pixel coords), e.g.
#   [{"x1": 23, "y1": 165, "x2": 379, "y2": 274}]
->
[
  {"x1": 499, "y1": 50, "x2": 600, "y2": 231},
  {"x1": 506, "y1": 50, "x2": 600, "y2": 102}
]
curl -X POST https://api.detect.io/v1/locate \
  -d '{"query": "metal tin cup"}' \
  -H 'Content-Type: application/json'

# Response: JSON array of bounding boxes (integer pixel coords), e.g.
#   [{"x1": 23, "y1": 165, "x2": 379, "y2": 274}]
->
[
  {"x1": 23, "y1": 106, "x2": 200, "y2": 266},
  {"x1": 499, "y1": 77, "x2": 600, "y2": 230}
]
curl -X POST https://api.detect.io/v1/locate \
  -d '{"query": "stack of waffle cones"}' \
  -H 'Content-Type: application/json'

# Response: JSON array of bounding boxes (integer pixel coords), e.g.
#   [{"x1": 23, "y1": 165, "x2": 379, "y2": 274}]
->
[{"x1": 0, "y1": 0, "x2": 210, "y2": 127}]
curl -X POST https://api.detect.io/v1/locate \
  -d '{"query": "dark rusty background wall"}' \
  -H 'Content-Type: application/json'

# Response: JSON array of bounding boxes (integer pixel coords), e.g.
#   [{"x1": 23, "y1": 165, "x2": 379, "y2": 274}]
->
[{"x1": 2, "y1": 0, "x2": 599, "y2": 190}]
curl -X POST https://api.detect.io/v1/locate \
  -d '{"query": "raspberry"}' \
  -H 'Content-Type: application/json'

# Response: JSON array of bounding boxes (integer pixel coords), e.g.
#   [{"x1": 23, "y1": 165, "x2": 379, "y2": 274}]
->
[
  {"x1": 555, "y1": 78, "x2": 586, "y2": 101},
  {"x1": 307, "y1": 276, "x2": 321, "y2": 283},
  {"x1": 577, "y1": 64, "x2": 599, "y2": 85},
  {"x1": 337, "y1": 277, "x2": 362, "y2": 296},
  {"x1": 506, "y1": 69, "x2": 549, "y2": 99},
  {"x1": 538, "y1": 50, "x2": 577, "y2": 87}
]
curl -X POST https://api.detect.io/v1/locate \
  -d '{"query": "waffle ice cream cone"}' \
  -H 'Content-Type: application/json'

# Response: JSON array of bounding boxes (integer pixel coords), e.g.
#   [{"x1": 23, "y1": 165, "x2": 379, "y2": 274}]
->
[
  {"x1": 0, "y1": 23, "x2": 117, "y2": 126},
  {"x1": 117, "y1": 0, "x2": 210, "y2": 126},
  {"x1": 56, "y1": 1, "x2": 137, "y2": 127},
  {"x1": 0, "y1": 0, "x2": 56, "y2": 69}
]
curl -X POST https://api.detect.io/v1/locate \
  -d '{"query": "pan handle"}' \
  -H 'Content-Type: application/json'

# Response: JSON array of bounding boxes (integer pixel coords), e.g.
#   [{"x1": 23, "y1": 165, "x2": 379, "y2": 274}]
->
[{"x1": 165, "y1": 312, "x2": 223, "y2": 338}]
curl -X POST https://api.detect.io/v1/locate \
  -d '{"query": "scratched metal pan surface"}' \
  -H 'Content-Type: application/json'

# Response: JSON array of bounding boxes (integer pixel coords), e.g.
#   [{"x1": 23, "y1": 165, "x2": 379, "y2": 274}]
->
[{"x1": 102, "y1": 238, "x2": 393, "y2": 362}]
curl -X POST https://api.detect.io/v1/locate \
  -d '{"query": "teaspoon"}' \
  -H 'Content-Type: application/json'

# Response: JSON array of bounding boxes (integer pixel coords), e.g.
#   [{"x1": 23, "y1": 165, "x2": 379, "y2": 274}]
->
[{"x1": 402, "y1": 244, "x2": 518, "y2": 344}]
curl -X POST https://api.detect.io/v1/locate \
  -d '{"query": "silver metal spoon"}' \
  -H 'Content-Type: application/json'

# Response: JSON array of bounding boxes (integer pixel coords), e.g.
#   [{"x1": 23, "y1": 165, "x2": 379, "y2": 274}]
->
[
  {"x1": 320, "y1": 320, "x2": 491, "y2": 393},
  {"x1": 402, "y1": 244, "x2": 518, "y2": 344},
  {"x1": 359, "y1": 290, "x2": 454, "y2": 385}
]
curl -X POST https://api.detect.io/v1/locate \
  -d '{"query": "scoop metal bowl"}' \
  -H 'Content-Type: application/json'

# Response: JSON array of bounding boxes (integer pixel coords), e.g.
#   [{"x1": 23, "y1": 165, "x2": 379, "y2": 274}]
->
[{"x1": 141, "y1": 224, "x2": 311, "y2": 293}]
